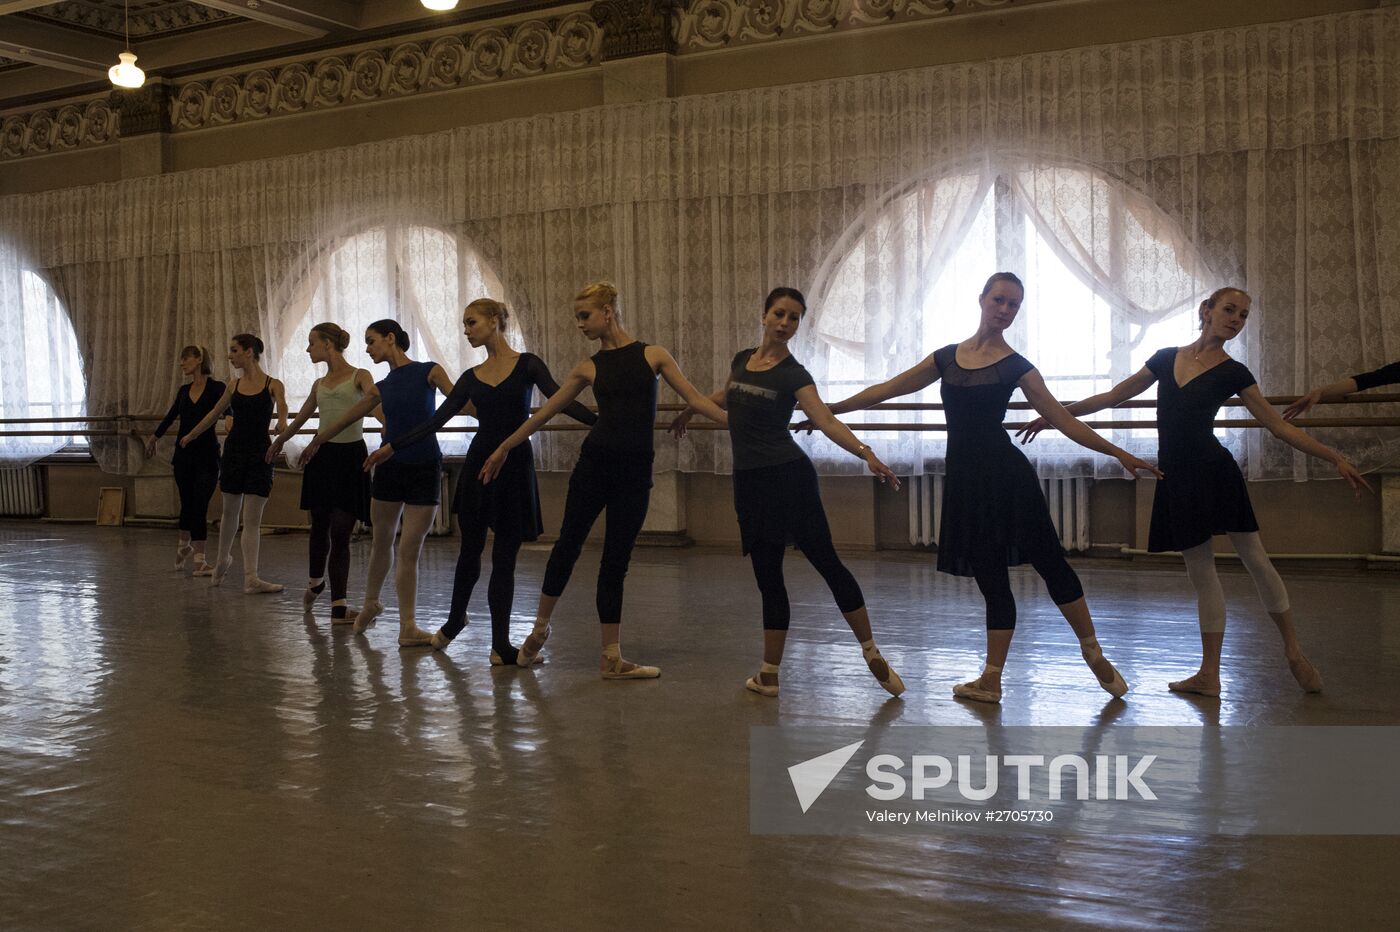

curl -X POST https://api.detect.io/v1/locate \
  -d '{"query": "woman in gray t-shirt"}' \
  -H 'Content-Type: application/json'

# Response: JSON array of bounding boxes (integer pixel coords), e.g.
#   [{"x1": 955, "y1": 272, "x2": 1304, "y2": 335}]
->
[{"x1": 671, "y1": 287, "x2": 906, "y2": 700}]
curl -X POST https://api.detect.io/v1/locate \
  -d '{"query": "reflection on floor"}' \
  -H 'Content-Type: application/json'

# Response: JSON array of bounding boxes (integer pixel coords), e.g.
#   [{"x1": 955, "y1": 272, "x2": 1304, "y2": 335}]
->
[{"x1": 0, "y1": 522, "x2": 1396, "y2": 928}]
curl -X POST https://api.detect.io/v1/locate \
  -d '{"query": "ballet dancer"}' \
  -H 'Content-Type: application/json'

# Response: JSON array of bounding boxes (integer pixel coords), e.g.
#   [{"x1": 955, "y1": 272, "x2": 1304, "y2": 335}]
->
[
  {"x1": 670, "y1": 286, "x2": 906, "y2": 699},
  {"x1": 302, "y1": 319, "x2": 453, "y2": 647},
  {"x1": 478, "y1": 281, "x2": 728, "y2": 679},
  {"x1": 1284, "y1": 360, "x2": 1400, "y2": 418},
  {"x1": 146, "y1": 345, "x2": 225, "y2": 575},
  {"x1": 364, "y1": 299, "x2": 597, "y2": 665},
  {"x1": 266, "y1": 323, "x2": 374, "y2": 623},
  {"x1": 1020, "y1": 286, "x2": 1369, "y2": 697},
  {"x1": 180, "y1": 333, "x2": 289, "y2": 593},
  {"x1": 817, "y1": 273, "x2": 1159, "y2": 703}
]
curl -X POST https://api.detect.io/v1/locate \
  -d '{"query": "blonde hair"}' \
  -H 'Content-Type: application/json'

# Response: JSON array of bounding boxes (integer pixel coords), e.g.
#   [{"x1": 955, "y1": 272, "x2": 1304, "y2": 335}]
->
[
  {"x1": 465, "y1": 298, "x2": 510, "y2": 333},
  {"x1": 179, "y1": 344, "x2": 212, "y2": 375},
  {"x1": 1199, "y1": 287, "x2": 1250, "y2": 329},
  {"x1": 575, "y1": 280, "x2": 619, "y2": 314},
  {"x1": 310, "y1": 322, "x2": 350, "y2": 352}
]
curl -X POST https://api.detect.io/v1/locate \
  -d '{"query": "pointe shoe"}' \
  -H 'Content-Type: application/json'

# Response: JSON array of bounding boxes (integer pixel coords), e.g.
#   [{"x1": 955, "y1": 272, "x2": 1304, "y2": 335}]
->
[
  {"x1": 209, "y1": 556, "x2": 234, "y2": 587},
  {"x1": 863, "y1": 646, "x2": 906, "y2": 698},
  {"x1": 601, "y1": 654, "x2": 661, "y2": 680},
  {"x1": 745, "y1": 671, "x2": 780, "y2": 697},
  {"x1": 398, "y1": 627, "x2": 433, "y2": 648},
  {"x1": 175, "y1": 543, "x2": 193, "y2": 570},
  {"x1": 192, "y1": 561, "x2": 215, "y2": 577},
  {"x1": 1168, "y1": 673, "x2": 1221, "y2": 698},
  {"x1": 244, "y1": 576, "x2": 284, "y2": 595},
  {"x1": 1288, "y1": 655, "x2": 1324, "y2": 693},
  {"x1": 516, "y1": 625, "x2": 550, "y2": 668},
  {"x1": 491, "y1": 646, "x2": 544, "y2": 666},
  {"x1": 352, "y1": 600, "x2": 384, "y2": 634},
  {"x1": 952, "y1": 665, "x2": 1003, "y2": 704},
  {"x1": 433, "y1": 632, "x2": 451, "y2": 651},
  {"x1": 1079, "y1": 636, "x2": 1129, "y2": 699},
  {"x1": 302, "y1": 585, "x2": 324, "y2": 612},
  {"x1": 330, "y1": 605, "x2": 355, "y2": 626}
]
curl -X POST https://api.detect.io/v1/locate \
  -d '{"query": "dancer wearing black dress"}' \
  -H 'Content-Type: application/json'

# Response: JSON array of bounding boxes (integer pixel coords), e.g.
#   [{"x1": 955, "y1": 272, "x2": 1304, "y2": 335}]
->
[
  {"x1": 267, "y1": 323, "x2": 374, "y2": 623},
  {"x1": 146, "y1": 345, "x2": 225, "y2": 575},
  {"x1": 478, "y1": 281, "x2": 728, "y2": 679},
  {"x1": 1021, "y1": 287, "x2": 1370, "y2": 697},
  {"x1": 303, "y1": 320, "x2": 453, "y2": 647},
  {"x1": 1284, "y1": 360, "x2": 1400, "y2": 418},
  {"x1": 180, "y1": 334, "x2": 289, "y2": 593},
  {"x1": 365, "y1": 298, "x2": 597, "y2": 665},
  {"x1": 671, "y1": 287, "x2": 906, "y2": 698},
  {"x1": 819, "y1": 273, "x2": 1159, "y2": 703}
]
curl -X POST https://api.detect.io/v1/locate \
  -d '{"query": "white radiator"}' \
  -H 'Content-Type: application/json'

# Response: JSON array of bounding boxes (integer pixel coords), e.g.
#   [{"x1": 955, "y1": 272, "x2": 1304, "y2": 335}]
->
[
  {"x1": 432, "y1": 472, "x2": 453, "y2": 536},
  {"x1": 0, "y1": 466, "x2": 44, "y2": 517},
  {"x1": 908, "y1": 475, "x2": 1091, "y2": 552}
]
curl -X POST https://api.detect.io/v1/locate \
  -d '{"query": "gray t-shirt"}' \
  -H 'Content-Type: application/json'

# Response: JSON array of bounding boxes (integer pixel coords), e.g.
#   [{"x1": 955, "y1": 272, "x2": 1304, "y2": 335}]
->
[{"x1": 726, "y1": 348, "x2": 815, "y2": 471}]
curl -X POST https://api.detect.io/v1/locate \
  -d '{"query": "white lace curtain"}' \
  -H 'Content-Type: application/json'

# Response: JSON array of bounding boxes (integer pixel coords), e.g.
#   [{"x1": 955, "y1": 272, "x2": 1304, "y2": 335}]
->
[{"x1": 0, "y1": 8, "x2": 1395, "y2": 477}]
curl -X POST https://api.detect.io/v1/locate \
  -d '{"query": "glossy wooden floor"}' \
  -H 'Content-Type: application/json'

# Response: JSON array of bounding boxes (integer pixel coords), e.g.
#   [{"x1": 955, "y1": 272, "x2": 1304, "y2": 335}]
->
[{"x1": 1, "y1": 521, "x2": 1396, "y2": 929}]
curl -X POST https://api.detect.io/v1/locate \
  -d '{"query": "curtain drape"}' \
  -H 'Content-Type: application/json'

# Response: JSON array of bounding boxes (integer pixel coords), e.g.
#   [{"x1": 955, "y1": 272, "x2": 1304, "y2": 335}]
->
[{"x1": 0, "y1": 9, "x2": 1395, "y2": 477}]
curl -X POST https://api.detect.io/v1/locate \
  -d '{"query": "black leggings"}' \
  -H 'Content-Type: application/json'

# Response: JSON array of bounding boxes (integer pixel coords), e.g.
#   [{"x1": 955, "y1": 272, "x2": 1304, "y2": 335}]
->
[
  {"x1": 173, "y1": 459, "x2": 219, "y2": 542},
  {"x1": 308, "y1": 507, "x2": 357, "y2": 601},
  {"x1": 972, "y1": 552, "x2": 1084, "y2": 631},
  {"x1": 541, "y1": 451, "x2": 651, "y2": 625},
  {"x1": 749, "y1": 538, "x2": 865, "y2": 631},
  {"x1": 442, "y1": 518, "x2": 523, "y2": 655}
]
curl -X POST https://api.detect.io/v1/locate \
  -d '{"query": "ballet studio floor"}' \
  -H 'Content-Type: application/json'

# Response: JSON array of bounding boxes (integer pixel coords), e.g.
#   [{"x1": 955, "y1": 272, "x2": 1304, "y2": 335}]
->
[{"x1": 1, "y1": 521, "x2": 1397, "y2": 930}]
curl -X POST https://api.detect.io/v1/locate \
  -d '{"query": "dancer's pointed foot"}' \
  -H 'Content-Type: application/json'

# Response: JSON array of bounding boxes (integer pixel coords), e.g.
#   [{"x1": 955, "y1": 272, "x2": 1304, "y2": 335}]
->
[
  {"x1": 352, "y1": 600, "x2": 383, "y2": 634},
  {"x1": 1168, "y1": 671, "x2": 1221, "y2": 698},
  {"x1": 952, "y1": 665, "x2": 1002, "y2": 703},
  {"x1": 432, "y1": 631, "x2": 451, "y2": 652},
  {"x1": 745, "y1": 663, "x2": 780, "y2": 697},
  {"x1": 175, "y1": 543, "x2": 194, "y2": 570},
  {"x1": 330, "y1": 604, "x2": 354, "y2": 625},
  {"x1": 1287, "y1": 654, "x2": 1324, "y2": 693},
  {"x1": 516, "y1": 625, "x2": 550, "y2": 667},
  {"x1": 192, "y1": 560, "x2": 215, "y2": 577},
  {"x1": 302, "y1": 581, "x2": 325, "y2": 612},
  {"x1": 861, "y1": 641, "x2": 905, "y2": 697},
  {"x1": 208, "y1": 556, "x2": 234, "y2": 587},
  {"x1": 1079, "y1": 635, "x2": 1129, "y2": 699},
  {"x1": 243, "y1": 576, "x2": 284, "y2": 594}
]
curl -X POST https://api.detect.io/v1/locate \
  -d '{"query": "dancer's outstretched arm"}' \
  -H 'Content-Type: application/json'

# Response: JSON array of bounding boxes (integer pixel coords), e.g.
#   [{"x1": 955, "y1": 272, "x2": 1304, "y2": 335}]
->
[
  {"x1": 302, "y1": 371, "x2": 380, "y2": 465},
  {"x1": 1240, "y1": 387, "x2": 1371, "y2": 495},
  {"x1": 669, "y1": 384, "x2": 727, "y2": 439},
  {"x1": 1018, "y1": 370, "x2": 1163, "y2": 479},
  {"x1": 365, "y1": 369, "x2": 477, "y2": 470},
  {"x1": 267, "y1": 386, "x2": 320, "y2": 463},
  {"x1": 825, "y1": 352, "x2": 943, "y2": 415},
  {"x1": 1017, "y1": 366, "x2": 1158, "y2": 443},
  {"x1": 794, "y1": 385, "x2": 900, "y2": 490},
  {"x1": 179, "y1": 381, "x2": 237, "y2": 447},
  {"x1": 648, "y1": 346, "x2": 728, "y2": 425}
]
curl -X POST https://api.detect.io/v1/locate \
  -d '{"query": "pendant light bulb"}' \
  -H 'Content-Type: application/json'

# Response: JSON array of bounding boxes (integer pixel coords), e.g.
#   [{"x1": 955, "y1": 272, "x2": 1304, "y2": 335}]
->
[{"x1": 108, "y1": 0, "x2": 146, "y2": 89}]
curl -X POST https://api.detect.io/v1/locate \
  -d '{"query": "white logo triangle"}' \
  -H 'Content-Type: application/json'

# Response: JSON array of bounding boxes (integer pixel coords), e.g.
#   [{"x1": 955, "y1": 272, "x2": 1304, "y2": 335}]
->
[{"x1": 787, "y1": 740, "x2": 865, "y2": 813}]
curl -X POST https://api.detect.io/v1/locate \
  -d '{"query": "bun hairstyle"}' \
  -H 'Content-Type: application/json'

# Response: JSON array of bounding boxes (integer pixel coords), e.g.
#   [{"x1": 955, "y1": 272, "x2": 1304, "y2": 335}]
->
[
  {"x1": 180, "y1": 344, "x2": 212, "y2": 375},
  {"x1": 367, "y1": 318, "x2": 411, "y2": 352},
  {"x1": 311, "y1": 322, "x2": 351, "y2": 352},
  {"x1": 575, "y1": 280, "x2": 619, "y2": 315},
  {"x1": 764, "y1": 286, "x2": 807, "y2": 316},
  {"x1": 231, "y1": 332, "x2": 264, "y2": 359},
  {"x1": 465, "y1": 298, "x2": 510, "y2": 334},
  {"x1": 980, "y1": 271, "x2": 1024, "y2": 298}
]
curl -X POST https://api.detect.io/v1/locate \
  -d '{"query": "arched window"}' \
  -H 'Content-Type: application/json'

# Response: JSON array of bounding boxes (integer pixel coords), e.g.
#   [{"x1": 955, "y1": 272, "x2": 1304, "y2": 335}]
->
[
  {"x1": 273, "y1": 224, "x2": 505, "y2": 455},
  {"x1": 810, "y1": 161, "x2": 1218, "y2": 477},
  {"x1": 0, "y1": 268, "x2": 86, "y2": 463}
]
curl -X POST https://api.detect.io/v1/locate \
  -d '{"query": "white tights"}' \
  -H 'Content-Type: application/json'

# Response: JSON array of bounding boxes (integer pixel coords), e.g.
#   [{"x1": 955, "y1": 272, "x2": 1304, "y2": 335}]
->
[
  {"x1": 212, "y1": 493, "x2": 271, "y2": 579},
  {"x1": 1180, "y1": 532, "x2": 1290, "y2": 633},
  {"x1": 363, "y1": 499, "x2": 437, "y2": 628}
]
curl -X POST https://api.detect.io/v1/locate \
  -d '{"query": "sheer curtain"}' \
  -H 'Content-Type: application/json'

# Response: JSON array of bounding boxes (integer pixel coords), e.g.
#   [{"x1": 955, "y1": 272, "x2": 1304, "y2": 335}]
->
[
  {"x1": 0, "y1": 8, "x2": 1395, "y2": 480},
  {"x1": 0, "y1": 239, "x2": 86, "y2": 466}
]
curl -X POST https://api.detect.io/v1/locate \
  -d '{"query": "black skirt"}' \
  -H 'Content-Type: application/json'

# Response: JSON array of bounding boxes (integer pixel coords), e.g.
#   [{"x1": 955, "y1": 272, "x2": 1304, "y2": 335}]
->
[
  {"x1": 732, "y1": 455, "x2": 836, "y2": 556},
  {"x1": 220, "y1": 441, "x2": 273, "y2": 497},
  {"x1": 300, "y1": 439, "x2": 372, "y2": 522},
  {"x1": 1148, "y1": 452, "x2": 1259, "y2": 552},
  {"x1": 456, "y1": 441, "x2": 544, "y2": 541}
]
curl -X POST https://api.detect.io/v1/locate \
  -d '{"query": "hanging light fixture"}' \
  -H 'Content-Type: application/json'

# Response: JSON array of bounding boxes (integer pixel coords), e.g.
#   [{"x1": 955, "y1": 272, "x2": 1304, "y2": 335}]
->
[
  {"x1": 108, "y1": 0, "x2": 145, "y2": 89},
  {"x1": 420, "y1": 0, "x2": 459, "y2": 11}
]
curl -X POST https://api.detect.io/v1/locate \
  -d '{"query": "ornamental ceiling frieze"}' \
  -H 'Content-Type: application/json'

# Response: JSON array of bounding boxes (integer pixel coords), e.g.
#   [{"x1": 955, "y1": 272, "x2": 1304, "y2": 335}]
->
[{"x1": 2, "y1": 0, "x2": 1071, "y2": 160}]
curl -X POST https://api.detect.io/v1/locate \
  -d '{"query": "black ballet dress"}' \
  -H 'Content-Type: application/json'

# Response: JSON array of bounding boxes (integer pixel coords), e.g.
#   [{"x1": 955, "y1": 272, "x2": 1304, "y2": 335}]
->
[
  {"x1": 391, "y1": 353, "x2": 597, "y2": 541},
  {"x1": 1145, "y1": 347, "x2": 1260, "y2": 552},
  {"x1": 933, "y1": 344, "x2": 1065, "y2": 576},
  {"x1": 220, "y1": 377, "x2": 275, "y2": 497}
]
